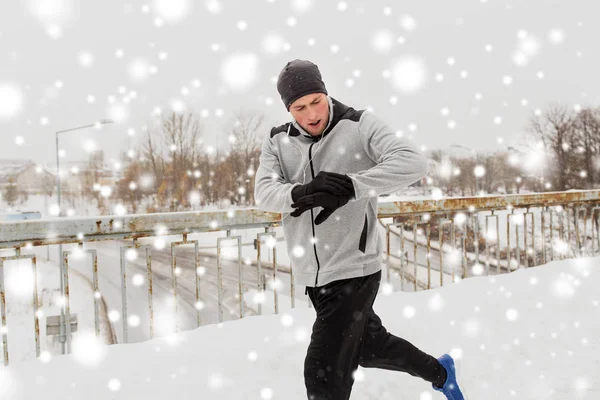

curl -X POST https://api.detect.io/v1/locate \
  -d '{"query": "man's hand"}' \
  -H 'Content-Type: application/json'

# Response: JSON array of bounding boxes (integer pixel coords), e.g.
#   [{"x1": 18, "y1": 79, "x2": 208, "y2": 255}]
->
[
  {"x1": 291, "y1": 171, "x2": 355, "y2": 202},
  {"x1": 291, "y1": 192, "x2": 350, "y2": 225}
]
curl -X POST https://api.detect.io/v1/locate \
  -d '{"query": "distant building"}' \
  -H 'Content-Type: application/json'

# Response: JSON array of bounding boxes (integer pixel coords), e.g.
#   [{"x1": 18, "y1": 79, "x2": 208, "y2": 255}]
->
[
  {"x1": 45, "y1": 151, "x2": 123, "y2": 195},
  {"x1": 0, "y1": 160, "x2": 55, "y2": 195}
]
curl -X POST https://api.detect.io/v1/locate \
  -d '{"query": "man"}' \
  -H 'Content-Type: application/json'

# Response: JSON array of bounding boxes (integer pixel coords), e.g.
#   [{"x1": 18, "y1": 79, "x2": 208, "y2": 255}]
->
[{"x1": 254, "y1": 59, "x2": 464, "y2": 400}]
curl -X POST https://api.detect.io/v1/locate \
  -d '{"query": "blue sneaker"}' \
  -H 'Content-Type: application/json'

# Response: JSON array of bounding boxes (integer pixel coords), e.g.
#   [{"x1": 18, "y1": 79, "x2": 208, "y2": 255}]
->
[{"x1": 432, "y1": 353, "x2": 465, "y2": 400}]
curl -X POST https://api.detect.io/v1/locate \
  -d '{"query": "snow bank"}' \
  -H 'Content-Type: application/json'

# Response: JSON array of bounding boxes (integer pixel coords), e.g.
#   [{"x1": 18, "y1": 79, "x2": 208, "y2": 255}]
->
[{"x1": 1, "y1": 257, "x2": 598, "y2": 399}]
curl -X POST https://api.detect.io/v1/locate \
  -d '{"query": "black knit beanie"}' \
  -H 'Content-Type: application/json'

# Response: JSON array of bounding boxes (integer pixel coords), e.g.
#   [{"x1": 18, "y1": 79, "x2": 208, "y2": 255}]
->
[{"x1": 276, "y1": 59, "x2": 328, "y2": 111}]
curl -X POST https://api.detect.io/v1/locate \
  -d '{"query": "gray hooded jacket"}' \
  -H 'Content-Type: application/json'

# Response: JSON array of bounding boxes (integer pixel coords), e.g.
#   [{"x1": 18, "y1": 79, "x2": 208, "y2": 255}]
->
[{"x1": 254, "y1": 97, "x2": 429, "y2": 288}]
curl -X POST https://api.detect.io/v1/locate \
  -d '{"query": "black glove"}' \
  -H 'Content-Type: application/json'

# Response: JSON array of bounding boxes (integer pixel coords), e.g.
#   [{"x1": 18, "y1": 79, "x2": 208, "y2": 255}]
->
[
  {"x1": 291, "y1": 171, "x2": 355, "y2": 202},
  {"x1": 291, "y1": 192, "x2": 350, "y2": 225}
]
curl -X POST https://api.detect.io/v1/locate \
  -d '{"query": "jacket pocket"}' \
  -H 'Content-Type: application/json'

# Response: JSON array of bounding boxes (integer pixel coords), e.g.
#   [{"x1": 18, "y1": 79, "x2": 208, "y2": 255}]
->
[{"x1": 358, "y1": 214, "x2": 368, "y2": 253}]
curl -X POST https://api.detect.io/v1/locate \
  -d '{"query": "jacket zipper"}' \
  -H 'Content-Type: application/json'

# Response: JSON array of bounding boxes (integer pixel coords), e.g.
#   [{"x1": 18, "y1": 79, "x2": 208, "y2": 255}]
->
[{"x1": 307, "y1": 141, "x2": 322, "y2": 293}]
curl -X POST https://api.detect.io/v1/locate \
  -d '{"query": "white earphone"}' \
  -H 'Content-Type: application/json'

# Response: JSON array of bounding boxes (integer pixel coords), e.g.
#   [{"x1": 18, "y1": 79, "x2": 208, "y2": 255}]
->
[
  {"x1": 269, "y1": 96, "x2": 333, "y2": 224},
  {"x1": 288, "y1": 95, "x2": 333, "y2": 185},
  {"x1": 278, "y1": 123, "x2": 325, "y2": 224},
  {"x1": 287, "y1": 123, "x2": 325, "y2": 185}
]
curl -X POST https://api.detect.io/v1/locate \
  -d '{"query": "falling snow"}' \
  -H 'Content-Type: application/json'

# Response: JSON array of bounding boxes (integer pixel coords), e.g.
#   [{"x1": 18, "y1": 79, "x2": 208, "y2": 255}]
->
[
  {"x1": 391, "y1": 56, "x2": 427, "y2": 93},
  {"x1": 1, "y1": 2, "x2": 599, "y2": 397},
  {"x1": 0, "y1": 83, "x2": 24, "y2": 120}
]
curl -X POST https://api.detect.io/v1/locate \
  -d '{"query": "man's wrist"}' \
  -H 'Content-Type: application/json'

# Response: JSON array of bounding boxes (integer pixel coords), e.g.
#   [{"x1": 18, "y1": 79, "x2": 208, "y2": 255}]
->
[
  {"x1": 291, "y1": 184, "x2": 307, "y2": 202},
  {"x1": 342, "y1": 175, "x2": 356, "y2": 198}
]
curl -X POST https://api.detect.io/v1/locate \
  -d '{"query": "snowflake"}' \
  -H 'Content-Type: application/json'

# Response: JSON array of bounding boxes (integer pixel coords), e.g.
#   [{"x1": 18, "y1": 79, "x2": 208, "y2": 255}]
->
[
  {"x1": 0, "y1": 83, "x2": 24, "y2": 120},
  {"x1": 108, "y1": 378, "x2": 121, "y2": 392},
  {"x1": 292, "y1": 246, "x2": 305, "y2": 257},
  {"x1": 78, "y1": 51, "x2": 94, "y2": 67},
  {"x1": 132, "y1": 274, "x2": 145, "y2": 287},
  {"x1": 391, "y1": 56, "x2": 427, "y2": 93},
  {"x1": 505, "y1": 308, "x2": 518, "y2": 321},
  {"x1": 221, "y1": 53, "x2": 259, "y2": 90},
  {"x1": 403, "y1": 305, "x2": 416, "y2": 318},
  {"x1": 280, "y1": 314, "x2": 293, "y2": 327},
  {"x1": 72, "y1": 331, "x2": 108, "y2": 367},
  {"x1": 352, "y1": 368, "x2": 365, "y2": 382},
  {"x1": 153, "y1": 0, "x2": 191, "y2": 23},
  {"x1": 548, "y1": 28, "x2": 565, "y2": 45},
  {"x1": 205, "y1": 0, "x2": 223, "y2": 14},
  {"x1": 371, "y1": 30, "x2": 394, "y2": 53},
  {"x1": 262, "y1": 33, "x2": 286, "y2": 54},
  {"x1": 128, "y1": 58, "x2": 151, "y2": 82},
  {"x1": 128, "y1": 315, "x2": 141, "y2": 327},
  {"x1": 260, "y1": 388, "x2": 274, "y2": 399},
  {"x1": 400, "y1": 15, "x2": 417, "y2": 31},
  {"x1": 463, "y1": 318, "x2": 481, "y2": 337}
]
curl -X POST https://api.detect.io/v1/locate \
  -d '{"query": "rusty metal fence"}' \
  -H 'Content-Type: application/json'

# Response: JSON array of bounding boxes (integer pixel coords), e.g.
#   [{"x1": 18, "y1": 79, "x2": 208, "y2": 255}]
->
[{"x1": 1, "y1": 189, "x2": 600, "y2": 366}]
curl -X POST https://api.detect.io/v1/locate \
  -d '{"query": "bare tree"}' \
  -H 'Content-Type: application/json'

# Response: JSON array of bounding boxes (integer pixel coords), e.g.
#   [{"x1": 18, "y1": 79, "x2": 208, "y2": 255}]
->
[
  {"x1": 116, "y1": 160, "x2": 150, "y2": 214},
  {"x1": 194, "y1": 152, "x2": 213, "y2": 206},
  {"x1": 453, "y1": 157, "x2": 477, "y2": 196},
  {"x1": 429, "y1": 150, "x2": 460, "y2": 195},
  {"x1": 141, "y1": 112, "x2": 203, "y2": 210},
  {"x1": 225, "y1": 111, "x2": 265, "y2": 206},
  {"x1": 572, "y1": 107, "x2": 600, "y2": 188},
  {"x1": 527, "y1": 103, "x2": 578, "y2": 191},
  {"x1": 142, "y1": 130, "x2": 165, "y2": 195},
  {"x1": 479, "y1": 153, "x2": 506, "y2": 194}
]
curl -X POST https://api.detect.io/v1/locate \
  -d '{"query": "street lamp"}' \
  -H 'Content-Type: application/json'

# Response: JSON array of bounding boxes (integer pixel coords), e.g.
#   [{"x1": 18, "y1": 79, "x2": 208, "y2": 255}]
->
[
  {"x1": 55, "y1": 119, "x2": 114, "y2": 214},
  {"x1": 54, "y1": 118, "x2": 113, "y2": 354}
]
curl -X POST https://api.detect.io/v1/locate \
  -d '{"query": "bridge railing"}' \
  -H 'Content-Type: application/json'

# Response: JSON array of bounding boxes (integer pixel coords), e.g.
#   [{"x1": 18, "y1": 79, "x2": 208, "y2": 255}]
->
[{"x1": 1, "y1": 189, "x2": 599, "y2": 366}]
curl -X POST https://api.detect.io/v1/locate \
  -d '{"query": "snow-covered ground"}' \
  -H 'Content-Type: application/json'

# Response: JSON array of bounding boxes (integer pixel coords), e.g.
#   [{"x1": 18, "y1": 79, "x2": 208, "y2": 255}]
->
[
  {"x1": 0, "y1": 194, "x2": 100, "y2": 218},
  {"x1": 0, "y1": 256, "x2": 597, "y2": 399},
  {"x1": 0, "y1": 251, "x2": 113, "y2": 365}
]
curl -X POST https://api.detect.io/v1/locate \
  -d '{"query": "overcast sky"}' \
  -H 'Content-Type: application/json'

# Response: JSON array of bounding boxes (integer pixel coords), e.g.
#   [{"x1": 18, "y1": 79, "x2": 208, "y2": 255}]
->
[{"x1": 0, "y1": 0, "x2": 598, "y2": 167}]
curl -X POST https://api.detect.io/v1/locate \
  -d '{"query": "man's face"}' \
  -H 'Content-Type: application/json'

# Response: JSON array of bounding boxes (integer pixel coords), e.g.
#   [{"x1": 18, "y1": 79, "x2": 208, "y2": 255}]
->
[{"x1": 289, "y1": 93, "x2": 329, "y2": 137}]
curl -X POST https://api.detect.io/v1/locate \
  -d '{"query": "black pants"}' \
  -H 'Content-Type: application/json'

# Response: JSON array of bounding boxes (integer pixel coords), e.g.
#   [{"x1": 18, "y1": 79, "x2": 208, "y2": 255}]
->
[{"x1": 304, "y1": 270, "x2": 446, "y2": 400}]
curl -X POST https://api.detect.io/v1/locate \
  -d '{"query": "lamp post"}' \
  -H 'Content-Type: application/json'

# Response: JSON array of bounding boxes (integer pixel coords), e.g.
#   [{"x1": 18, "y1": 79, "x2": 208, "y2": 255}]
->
[
  {"x1": 56, "y1": 119, "x2": 114, "y2": 214},
  {"x1": 54, "y1": 118, "x2": 113, "y2": 354}
]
